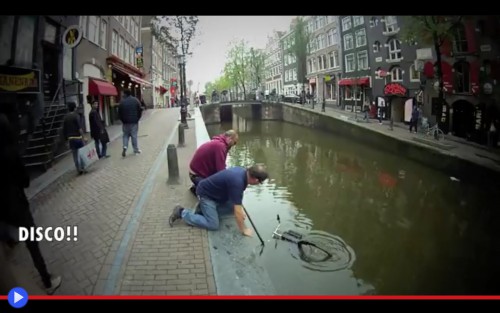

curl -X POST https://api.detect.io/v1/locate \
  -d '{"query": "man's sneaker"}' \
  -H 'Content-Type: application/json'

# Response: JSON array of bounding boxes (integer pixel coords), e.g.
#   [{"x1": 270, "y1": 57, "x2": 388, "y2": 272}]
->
[
  {"x1": 46, "y1": 275, "x2": 62, "y2": 295},
  {"x1": 134, "y1": 150, "x2": 142, "y2": 155},
  {"x1": 169, "y1": 205, "x2": 184, "y2": 226},
  {"x1": 122, "y1": 148, "x2": 126, "y2": 157}
]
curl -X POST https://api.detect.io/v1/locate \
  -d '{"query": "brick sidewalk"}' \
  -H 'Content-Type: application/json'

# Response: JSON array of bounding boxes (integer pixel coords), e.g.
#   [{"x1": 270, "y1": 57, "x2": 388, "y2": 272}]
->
[{"x1": 6, "y1": 108, "x2": 215, "y2": 295}]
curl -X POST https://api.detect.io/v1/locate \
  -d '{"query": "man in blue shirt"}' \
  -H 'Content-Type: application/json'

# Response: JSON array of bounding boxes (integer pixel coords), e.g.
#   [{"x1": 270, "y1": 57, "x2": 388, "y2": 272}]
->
[{"x1": 169, "y1": 164, "x2": 268, "y2": 237}]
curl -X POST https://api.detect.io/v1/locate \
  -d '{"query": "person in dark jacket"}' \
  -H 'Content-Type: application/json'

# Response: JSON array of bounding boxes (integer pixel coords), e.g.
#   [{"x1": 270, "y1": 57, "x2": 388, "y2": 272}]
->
[
  {"x1": 0, "y1": 113, "x2": 62, "y2": 295},
  {"x1": 188, "y1": 130, "x2": 239, "y2": 195},
  {"x1": 62, "y1": 102, "x2": 86, "y2": 174},
  {"x1": 118, "y1": 89, "x2": 142, "y2": 157},
  {"x1": 88, "y1": 101, "x2": 109, "y2": 159}
]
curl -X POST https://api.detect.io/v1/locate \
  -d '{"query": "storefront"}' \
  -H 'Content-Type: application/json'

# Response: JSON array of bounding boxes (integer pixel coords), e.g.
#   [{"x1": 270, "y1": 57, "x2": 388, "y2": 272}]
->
[
  {"x1": 339, "y1": 76, "x2": 371, "y2": 112},
  {"x1": 87, "y1": 77, "x2": 118, "y2": 127},
  {"x1": 106, "y1": 55, "x2": 152, "y2": 122},
  {"x1": 382, "y1": 82, "x2": 410, "y2": 123}
]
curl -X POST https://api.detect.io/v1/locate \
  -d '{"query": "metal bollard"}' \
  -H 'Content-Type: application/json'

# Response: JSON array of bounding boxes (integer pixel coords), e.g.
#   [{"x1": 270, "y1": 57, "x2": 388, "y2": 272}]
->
[
  {"x1": 167, "y1": 144, "x2": 180, "y2": 184},
  {"x1": 178, "y1": 123, "x2": 185, "y2": 147}
]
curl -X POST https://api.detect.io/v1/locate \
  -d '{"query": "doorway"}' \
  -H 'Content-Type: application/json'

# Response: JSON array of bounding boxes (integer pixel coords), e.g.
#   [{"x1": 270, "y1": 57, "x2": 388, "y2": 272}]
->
[
  {"x1": 452, "y1": 100, "x2": 475, "y2": 138},
  {"x1": 42, "y1": 43, "x2": 60, "y2": 102}
]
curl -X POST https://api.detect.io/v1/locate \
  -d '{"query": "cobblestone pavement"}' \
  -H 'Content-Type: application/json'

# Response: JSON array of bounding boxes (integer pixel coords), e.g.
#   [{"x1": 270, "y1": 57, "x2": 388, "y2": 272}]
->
[{"x1": 7, "y1": 108, "x2": 216, "y2": 295}]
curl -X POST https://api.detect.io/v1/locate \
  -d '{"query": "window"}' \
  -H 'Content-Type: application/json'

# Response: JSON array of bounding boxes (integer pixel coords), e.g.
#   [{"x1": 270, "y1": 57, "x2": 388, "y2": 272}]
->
[
  {"x1": 342, "y1": 17, "x2": 352, "y2": 32},
  {"x1": 0, "y1": 16, "x2": 14, "y2": 65},
  {"x1": 125, "y1": 16, "x2": 131, "y2": 33},
  {"x1": 388, "y1": 39, "x2": 402, "y2": 60},
  {"x1": 327, "y1": 16, "x2": 336, "y2": 24},
  {"x1": 355, "y1": 28, "x2": 366, "y2": 47},
  {"x1": 410, "y1": 64, "x2": 420, "y2": 82},
  {"x1": 357, "y1": 50, "x2": 368, "y2": 70},
  {"x1": 130, "y1": 44, "x2": 135, "y2": 65},
  {"x1": 373, "y1": 41, "x2": 380, "y2": 53},
  {"x1": 375, "y1": 67, "x2": 382, "y2": 79},
  {"x1": 125, "y1": 41, "x2": 130, "y2": 64},
  {"x1": 344, "y1": 34, "x2": 354, "y2": 50},
  {"x1": 100, "y1": 19, "x2": 107, "y2": 49},
  {"x1": 308, "y1": 59, "x2": 312, "y2": 74},
  {"x1": 327, "y1": 28, "x2": 338, "y2": 46},
  {"x1": 319, "y1": 34, "x2": 326, "y2": 49},
  {"x1": 14, "y1": 16, "x2": 36, "y2": 68},
  {"x1": 79, "y1": 16, "x2": 88, "y2": 38},
  {"x1": 318, "y1": 56, "x2": 323, "y2": 70},
  {"x1": 390, "y1": 66, "x2": 403, "y2": 82},
  {"x1": 353, "y1": 16, "x2": 364, "y2": 27},
  {"x1": 345, "y1": 53, "x2": 355, "y2": 72},
  {"x1": 135, "y1": 21, "x2": 139, "y2": 41},
  {"x1": 118, "y1": 16, "x2": 124, "y2": 25},
  {"x1": 111, "y1": 31, "x2": 118, "y2": 55},
  {"x1": 44, "y1": 22, "x2": 57, "y2": 43},
  {"x1": 118, "y1": 36, "x2": 124, "y2": 59},
  {"x1": 369, "y1": 17, "x2": 377, "y2": 28},
  {"x1": 384, "y1": 16, "x2": 398, "y2": 33},
  {"x1": 329, "y1": 51, "x2": 338, "y2": 68},
  {"x1": 453, "y1": 23, "x2": 468, "y2": 53},
  {"x1": 88, "y1": 16, "x2": 99, "y2": 44},
  {"x1": 293, "y1": 68, "x2": 297, "y2": 80},
  {"x1": 453, "y1": 61, "x2": 470, "y2": 93}
]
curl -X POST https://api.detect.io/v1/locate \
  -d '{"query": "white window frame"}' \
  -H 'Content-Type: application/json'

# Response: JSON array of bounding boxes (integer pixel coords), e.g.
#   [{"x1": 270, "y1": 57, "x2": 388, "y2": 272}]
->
[
  {"x1": 357, "y1": 50, "x2": 368, "y2": 70},
  {"x1": 391, "y1": 67, "x2": 403, "y2": 82},
  {"x1": 111, "y1": 30, "x2": 118, "y2": 56},
  {"x1": 342, "y1": 17, "x2": 352, "y2": 32},
  {"x1": 383, "y1": 16, "x2": 399, "y2": 34},
  {"x1": 353, "y1": 16, "x2": 364, "y2": 27},
  {"x1": 345, "y1": 53, "x2": 355, "y2": 72},
  {"x1": 343, "y1": 34, "x2": 354, "y2": 51},
  {"x1": 79, "y1": 16, "x2": 88, "y2": 38},
  {"x1": 410, "y1": 64, "x2": 420, "y2": 82},
  {"x1": 355, "y1": 28, "x2": 366, "y2": 47},
  {"x1": 387, "y1": 39, "x2": 402, "y2": 61},
  {"x1": 87, "y1": 16, "x2": 100, "y2": 45},
  {"x1": 99, "y1": 19, "x2": 107, "y2": 49}
]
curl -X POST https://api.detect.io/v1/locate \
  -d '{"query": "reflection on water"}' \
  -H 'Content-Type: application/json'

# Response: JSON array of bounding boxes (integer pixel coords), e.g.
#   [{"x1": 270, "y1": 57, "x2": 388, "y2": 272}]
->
[{"x1": 206, "y1": 119, "x2": 500, "y2": 295}]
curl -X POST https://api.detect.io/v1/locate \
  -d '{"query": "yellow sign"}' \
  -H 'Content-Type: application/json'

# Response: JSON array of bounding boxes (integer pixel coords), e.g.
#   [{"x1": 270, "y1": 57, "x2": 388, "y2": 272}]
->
[
  {"x1": 62, "y1": 25, "x2": 83, "y2": 49},
  {"x1": 325, "y1": 75, "x2": 331, "y2": 82},
  {"x1": 0, "y1": 71, "x2": 39, "y2": 92}
]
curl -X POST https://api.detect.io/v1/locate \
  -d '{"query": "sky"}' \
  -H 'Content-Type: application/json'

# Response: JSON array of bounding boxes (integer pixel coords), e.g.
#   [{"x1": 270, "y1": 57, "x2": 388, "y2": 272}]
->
[{"x1": 185, "y1": 16, "x2": 295, "y2": 94}]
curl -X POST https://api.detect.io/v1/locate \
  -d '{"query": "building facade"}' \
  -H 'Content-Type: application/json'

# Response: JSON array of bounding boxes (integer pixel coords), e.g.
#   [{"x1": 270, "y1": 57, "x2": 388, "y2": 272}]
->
[
  {"x1": 305, "y1": 16, "x2": 342, "y2": 107},
  {"x1": 76, "y1": 16, "x2": 149, "y2": 131},
  {"x1": 0, "y1": 15, "x2": 79, "y2": 168},
  {"x1": 366, "y1": 16, "x2": 422, "y2": 123},
  {"x1": 281, "y1": 26, "x2": 300, "y2": 97},
  {"x1": 338, "y1": 16, "x2": 372, "y2": 113},
  {"x1": 264, "y1": 30, "x2": 284, "y2": 98}
]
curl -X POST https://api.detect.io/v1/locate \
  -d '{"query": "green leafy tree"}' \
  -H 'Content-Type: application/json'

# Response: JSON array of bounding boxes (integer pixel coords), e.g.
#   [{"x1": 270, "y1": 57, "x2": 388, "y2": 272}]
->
[
  {"x1": 225, "y1": 40, "x2": 249, "y2": 99},
  {"x1": 287, "y1": 17, "x2": 312, "y2": 103},
  {"x1": 247, "y1": 47, "x2": 266, "y2": 91}
]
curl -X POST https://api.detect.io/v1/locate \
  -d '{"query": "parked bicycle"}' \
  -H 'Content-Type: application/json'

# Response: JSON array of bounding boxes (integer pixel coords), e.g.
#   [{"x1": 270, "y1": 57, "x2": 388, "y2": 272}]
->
[{"x1": 424, "y1": 123, "x2": 445, "y2": 141}]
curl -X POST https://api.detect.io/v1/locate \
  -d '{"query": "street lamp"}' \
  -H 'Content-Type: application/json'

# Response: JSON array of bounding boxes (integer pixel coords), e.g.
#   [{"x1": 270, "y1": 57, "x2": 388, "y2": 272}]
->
[{"x1": 177, "y1": 54, "x2": 188, "y2": 127}]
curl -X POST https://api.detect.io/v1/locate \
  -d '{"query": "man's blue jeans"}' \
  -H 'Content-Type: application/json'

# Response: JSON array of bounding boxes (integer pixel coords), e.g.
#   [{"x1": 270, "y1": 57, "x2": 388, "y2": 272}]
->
[
  {"x1": 181, "y1": 196, "x2": 233, "y2": 230},
  {"x1": 122, "y1": 123, "x2": 139, "y2": 152}
]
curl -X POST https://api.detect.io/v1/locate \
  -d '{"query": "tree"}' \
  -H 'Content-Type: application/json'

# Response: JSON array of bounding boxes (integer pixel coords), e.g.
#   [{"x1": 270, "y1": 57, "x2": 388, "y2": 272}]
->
[
  {"x1": 248, "y1": 47, "x2": 266, "y2": 91},
  {"x1": 225, "y1": 40, "x2": 249, "y2": 99},
  {"x1": 151, "y1": 16, "x2": 199, "y2": 101},
  {"x1": 400, "y1": 16, "x2": 463, "y2": 109},
  {"x1": 287, "y1": 17, "x2": 312, "y2": 104}
]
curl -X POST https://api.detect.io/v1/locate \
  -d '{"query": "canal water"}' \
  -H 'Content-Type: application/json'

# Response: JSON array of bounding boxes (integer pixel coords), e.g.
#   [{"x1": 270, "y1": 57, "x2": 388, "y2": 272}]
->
[{"x1": 206, "y1": 118, "x2": 500, "y2": 295}]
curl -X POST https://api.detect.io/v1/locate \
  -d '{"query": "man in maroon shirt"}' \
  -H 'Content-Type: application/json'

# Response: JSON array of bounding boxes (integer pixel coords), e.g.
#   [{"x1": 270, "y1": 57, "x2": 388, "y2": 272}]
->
[{"x1": 189, "y1": 129, "x2": 238, "y2": 195}]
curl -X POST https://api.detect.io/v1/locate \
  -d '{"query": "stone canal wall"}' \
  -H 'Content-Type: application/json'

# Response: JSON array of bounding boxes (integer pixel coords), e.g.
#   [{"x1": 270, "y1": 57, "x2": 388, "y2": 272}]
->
[{"x1": 200, "y1": 102, "x2": 500, "y2": 183}]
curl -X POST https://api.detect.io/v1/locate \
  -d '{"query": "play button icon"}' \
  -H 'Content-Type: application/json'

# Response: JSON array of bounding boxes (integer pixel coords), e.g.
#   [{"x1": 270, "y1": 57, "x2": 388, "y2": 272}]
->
[{"x1": 8, "y1": 287, "x2": 28, "y2": 309}]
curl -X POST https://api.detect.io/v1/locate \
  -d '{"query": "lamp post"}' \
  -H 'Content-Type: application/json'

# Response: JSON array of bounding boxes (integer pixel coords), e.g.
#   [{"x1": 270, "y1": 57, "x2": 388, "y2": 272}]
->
[{"x1": 177, "y1": 54, "x2": 187, "y2": 127}]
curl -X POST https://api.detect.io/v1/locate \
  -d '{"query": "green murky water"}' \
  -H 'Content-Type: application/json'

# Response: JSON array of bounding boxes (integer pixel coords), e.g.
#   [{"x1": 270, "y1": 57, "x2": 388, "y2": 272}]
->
[{"x1": 206, "y1": 119, "x2": 500, "y2": 295}]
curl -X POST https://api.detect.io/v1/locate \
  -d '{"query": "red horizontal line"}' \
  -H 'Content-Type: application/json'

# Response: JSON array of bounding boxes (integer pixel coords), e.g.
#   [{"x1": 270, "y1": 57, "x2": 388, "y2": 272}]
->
[{"x1": 1, "y1": 295, "x2": 500, "y2": 300}]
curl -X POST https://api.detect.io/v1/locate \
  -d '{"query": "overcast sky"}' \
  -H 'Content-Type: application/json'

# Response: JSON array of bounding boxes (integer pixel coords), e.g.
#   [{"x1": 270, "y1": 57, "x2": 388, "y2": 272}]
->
[{"x1": 185, "y1": 16, "x2": 295, "y2": 94}]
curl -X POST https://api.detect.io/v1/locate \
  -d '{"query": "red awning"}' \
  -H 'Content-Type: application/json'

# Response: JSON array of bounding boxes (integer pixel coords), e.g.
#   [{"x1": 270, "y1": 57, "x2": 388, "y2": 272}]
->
[
  {"x1": 129, "y1": 74, "x2": 153, "y2": 88},
  {"x1": 89, "y1": 78, "x2": 118, "y2": 96},
  {"x1": 339, "y1": 77, "x2": 370, "y2": 86}
]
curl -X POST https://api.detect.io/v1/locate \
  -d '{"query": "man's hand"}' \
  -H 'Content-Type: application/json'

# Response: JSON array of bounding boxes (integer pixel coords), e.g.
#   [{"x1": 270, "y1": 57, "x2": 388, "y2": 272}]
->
[
  {"x1": 234, "y1": 205, "x2": 249, "y2": 236},
  {"x1": 242, "y1": 228, "x2": 253, "y2": 237}
]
